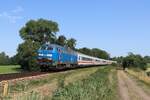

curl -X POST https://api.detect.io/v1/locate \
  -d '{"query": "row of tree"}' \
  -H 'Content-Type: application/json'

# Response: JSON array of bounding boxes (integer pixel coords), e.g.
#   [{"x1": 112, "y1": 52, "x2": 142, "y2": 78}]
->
[
  {"x1": 0, "y1": 52, "x2": 17, "y2": 65},
  {"x1": 77, "y1": 47, "x2": 110, "y2": 59},
  {"x1": 56, "y1": 35, "x2": 76, "y2": 50},
  {"x1": 112, "y1": 53, "x2": 150, "y2": 70}
]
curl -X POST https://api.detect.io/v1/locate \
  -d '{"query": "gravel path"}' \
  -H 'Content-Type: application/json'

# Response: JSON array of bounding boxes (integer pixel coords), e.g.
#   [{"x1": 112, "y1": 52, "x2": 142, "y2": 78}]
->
[{"x1": 118, "y1": 70, "x2": 150, "y2": 100}]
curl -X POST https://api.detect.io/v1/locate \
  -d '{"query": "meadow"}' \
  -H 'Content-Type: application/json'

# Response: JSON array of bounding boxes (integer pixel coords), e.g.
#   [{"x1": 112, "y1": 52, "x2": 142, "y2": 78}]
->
[{"x1": 0, "y1": 65, "x2": 21, "y2": 74}]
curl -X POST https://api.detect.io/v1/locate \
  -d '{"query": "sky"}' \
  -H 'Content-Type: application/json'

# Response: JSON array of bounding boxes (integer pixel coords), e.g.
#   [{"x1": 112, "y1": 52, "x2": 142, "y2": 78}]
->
[{"x1": 0, "y1": 0, "x2": 150, "y2": 57}]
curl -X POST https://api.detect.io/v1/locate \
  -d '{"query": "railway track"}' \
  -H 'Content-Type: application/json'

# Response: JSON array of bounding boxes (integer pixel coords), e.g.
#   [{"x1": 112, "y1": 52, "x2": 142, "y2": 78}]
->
[
  {"x1": 0, "y1": 72, "x2": 48, "y2": 82},
  {"x1": 0, "y1": 68, "x2": 76, "y2": 82}
]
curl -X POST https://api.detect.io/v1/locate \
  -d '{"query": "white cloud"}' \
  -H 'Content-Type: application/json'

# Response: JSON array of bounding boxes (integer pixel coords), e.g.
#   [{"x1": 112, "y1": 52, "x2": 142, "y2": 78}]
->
[
  {"x1": 12, "y1": 6, "x2": 24, "y2": 13},
  {"x1": 0, "y1": 6, "x2": 24, "y2": 23}
]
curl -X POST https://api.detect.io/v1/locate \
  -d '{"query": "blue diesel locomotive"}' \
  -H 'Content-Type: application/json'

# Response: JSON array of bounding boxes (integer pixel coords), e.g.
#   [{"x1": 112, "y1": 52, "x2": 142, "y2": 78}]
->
[
  {"x1": 37, "y1": 44, "x2": 116, "y2": 71},
  {"x1": 37, "y1": 44, "x2": 78, "y2": 70}
]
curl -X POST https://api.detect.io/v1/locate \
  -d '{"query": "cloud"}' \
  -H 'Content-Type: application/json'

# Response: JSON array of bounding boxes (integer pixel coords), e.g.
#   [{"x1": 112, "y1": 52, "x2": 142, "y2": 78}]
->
[
  {"x1": 12, "y1": 6, "x2": 24, "y2": 13},
  {"x1": 0, "y1": 6, "x2": 24, "y2": 23}
]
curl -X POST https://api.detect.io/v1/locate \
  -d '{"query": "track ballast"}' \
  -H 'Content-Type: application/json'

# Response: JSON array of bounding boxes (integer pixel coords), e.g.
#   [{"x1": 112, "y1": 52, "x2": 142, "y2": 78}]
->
[{"x1": 0, "y1": 72, "x2": 48, "y2": 82}]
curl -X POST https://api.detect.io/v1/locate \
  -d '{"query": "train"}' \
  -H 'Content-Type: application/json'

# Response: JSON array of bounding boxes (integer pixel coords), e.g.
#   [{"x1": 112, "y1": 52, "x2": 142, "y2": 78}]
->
[{"x1": 37, "y1": 43, "x2": 116, "y2": 71}]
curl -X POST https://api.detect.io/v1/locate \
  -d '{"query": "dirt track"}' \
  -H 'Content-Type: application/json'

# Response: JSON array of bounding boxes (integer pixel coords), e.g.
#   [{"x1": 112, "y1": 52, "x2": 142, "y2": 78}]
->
[{"x1": 118, "y1": 70, "x2": 150, "y2": 100}]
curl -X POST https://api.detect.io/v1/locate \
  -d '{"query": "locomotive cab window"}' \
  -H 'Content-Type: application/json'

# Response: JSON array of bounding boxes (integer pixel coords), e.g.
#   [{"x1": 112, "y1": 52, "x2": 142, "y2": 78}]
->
[
  {"x1": 47, "y1": 46, "x2": 53, "y2": 50},
  {"x1": 40, "y1": 45, "x2": 53, "y2": 50},
  {"x1": 40, "y1": 45, "x2": 47, "y2": 50}
]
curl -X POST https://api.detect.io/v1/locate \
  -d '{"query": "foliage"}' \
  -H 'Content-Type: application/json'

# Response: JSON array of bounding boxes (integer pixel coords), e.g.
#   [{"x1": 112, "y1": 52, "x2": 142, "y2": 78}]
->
[
  {"x1": 121, "y1": 53, "x2": 147, "y2": 70},
  {"x1": 0, "y1": 51, "x2": 20, "y2": 65},
  {"x1": 0, "y1": 52, "x2": 11, "y2": 65},
  {"x1": 111, "y1": 63, "x2": 118, "y2": 67},
  {"x1": 66, "y1": 38, "x2": 76, "y2": 49},
  {"x1": 78, "y1": 47, "x2": 92, "y2": 55},
  {"x1": 0, "y1": 52, "x2": 18, "y2": 65},
  {"x1": 10, "y1": 55, "x2": 19, "y2": 65},
  {"x1": 78, "y1": 47, "x2": 110, "y2": 59},
  {"x1": 20, "y1": 19, "x2": 59, "y2": 44},
  {"x1": 144, "y1": 56, "x2": 150, "y2": 63},
  {"x1": 16, "y1": 40, "x2": 40, "y2": 70},
  {"x1": 91, "y1": 48, "x2": 110, "y2": 59},
  {"x1": 112, "y1": 56, "x2": 124, "y2": 64},
  {"x1": 56, "y1": 35, "x2": 67, "y2": 46}
]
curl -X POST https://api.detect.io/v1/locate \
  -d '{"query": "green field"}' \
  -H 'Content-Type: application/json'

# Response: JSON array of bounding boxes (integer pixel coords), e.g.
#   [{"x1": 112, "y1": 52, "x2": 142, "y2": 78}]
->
[{"x1": 0, "y1": 65, "x2": 21, "y2": 74}]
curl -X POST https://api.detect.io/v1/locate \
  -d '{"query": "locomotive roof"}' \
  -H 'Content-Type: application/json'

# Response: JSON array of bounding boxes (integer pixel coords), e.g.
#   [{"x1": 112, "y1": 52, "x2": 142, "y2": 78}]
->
[{"x1": 42, "y1": 44, "x2": 76, "y2": 53}]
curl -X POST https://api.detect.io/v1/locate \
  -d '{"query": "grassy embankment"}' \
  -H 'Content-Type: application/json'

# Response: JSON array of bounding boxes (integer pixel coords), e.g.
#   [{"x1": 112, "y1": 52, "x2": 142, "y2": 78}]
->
[
  {"x1": 2, "y1": 66, "x2": 99, "y2": 99},
  {"x1": 126, "y1": 64, "x2": 150, "y2": 95},
  {"x1": 126, "y1": 63, "x2": 150, "y2": 84},
  {"x1": 1, "y1": 66, "x2": 118, "y2": 100},
  {"x1": 0, "y1": 65, "x2": 21, "y2": 74},
  {"x1": 52, "y1": 67, "x2": 118, "y2": 100}
]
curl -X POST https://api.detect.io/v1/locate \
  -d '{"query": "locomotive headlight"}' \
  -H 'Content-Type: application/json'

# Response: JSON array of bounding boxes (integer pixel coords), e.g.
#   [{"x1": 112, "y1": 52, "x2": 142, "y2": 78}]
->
[
  {"x1": 38, "y1": 53, "x2": 43, "y2": 56},
  {"x1": 47, "y1": 54, "x2": 52, "y2": 57}
]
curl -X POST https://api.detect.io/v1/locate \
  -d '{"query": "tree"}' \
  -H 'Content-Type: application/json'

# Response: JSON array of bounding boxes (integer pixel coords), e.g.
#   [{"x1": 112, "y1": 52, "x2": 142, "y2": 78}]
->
[
  {"x1": 56, "y1": 35, "x2": 67, "y2": 46},
  {"x1": 10, "y1": 55, "x2": 19, "y2": 65},
  {"x1": 91, "y1": 48, "x2": 110, "y2": 59},
  {"x1": 144, "y1": 56, "x2": 150, "y2": 63},
  {"x1": 20, "y1": 19, "x2": 59, "y2": 44},
  {"x1": 122, "y1": 53, "x2": 147, "y2": 70},
  {"x1": 0, "y1": 52, "x2": 11, "y2": 65},
  {"x1": 17, "y1": 19, "x2": 59, "y2": 71},
  {"x1": 112, "y1": 56, "x2": 124, "y2": 64},
  {"x1": 17, "y1": 40, "x2": 40, "y2": 70},
  {"x1": 78, "y1": 47, "x2": 110, "y2": 59},
  {"x1": 78, "y1": 47, "x2": 92, "y2": 55},
  {"x1": 66, "y1": 38, "x2": 76, "y2": 49}
]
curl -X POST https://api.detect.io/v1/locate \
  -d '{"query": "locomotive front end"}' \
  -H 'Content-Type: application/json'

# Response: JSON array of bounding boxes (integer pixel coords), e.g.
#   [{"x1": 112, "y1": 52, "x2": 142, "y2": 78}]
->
[{"x1": 37, "y1": 44, "x2": 54, "y2": 66}]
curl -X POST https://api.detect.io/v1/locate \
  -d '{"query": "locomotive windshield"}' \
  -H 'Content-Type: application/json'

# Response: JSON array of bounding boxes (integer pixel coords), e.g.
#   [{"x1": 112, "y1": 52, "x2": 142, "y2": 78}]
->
[{"x1": 40, "y1": 45, "x2": 53, "y2": 50}]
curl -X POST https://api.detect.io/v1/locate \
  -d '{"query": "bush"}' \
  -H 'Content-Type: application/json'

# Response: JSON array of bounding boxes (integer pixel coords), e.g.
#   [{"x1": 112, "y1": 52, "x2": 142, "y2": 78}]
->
[
  {"x1": 122, "y1": 53, "x2": 147, "y2": 70},
  {"x1": 111, "y1": 63, "x2": 118, "y2": 67}
]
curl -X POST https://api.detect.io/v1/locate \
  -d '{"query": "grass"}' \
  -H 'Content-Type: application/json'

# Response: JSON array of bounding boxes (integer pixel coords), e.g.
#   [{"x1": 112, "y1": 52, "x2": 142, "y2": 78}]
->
[
  {"x1": 52, "y1": 66, "x2": 118, "y2": 100},
  {"x1": 127, "y1": 68, "x2": 150, "y2": 95},
  {"x1": 1, "y1": 66, "x2": 118, "y2": 100},
  {"x1": 127, "y1": 69, "x2": 150, "y2": 84},
  {"x1": 147, "y1": 63, "x2": 150, "y2": 67},
  {"x1": 127, "y1": 71, "x2": 150, "y2": 95},
  {"x1": 3, "y1": 66, "x2": 100, "y2": 99},
  {"x1": 12, "y1": 66, "x2": 117, "y2": 100},
  {"x1": 0, "y1": 65, "x2": 21, "y2": 74}
]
